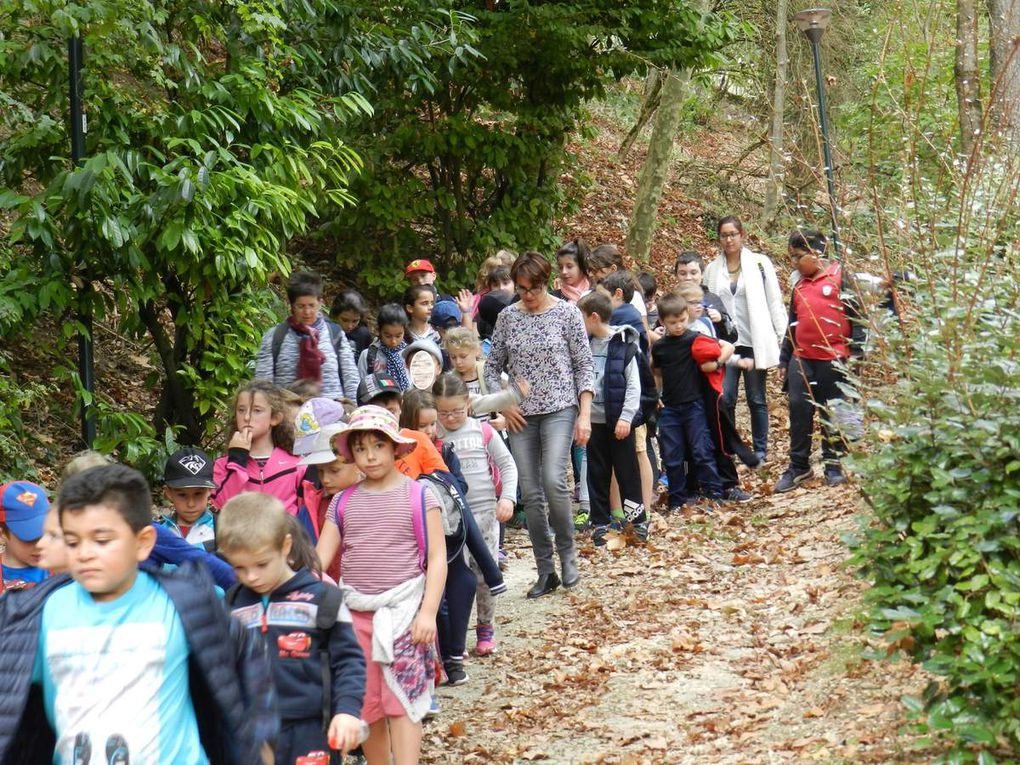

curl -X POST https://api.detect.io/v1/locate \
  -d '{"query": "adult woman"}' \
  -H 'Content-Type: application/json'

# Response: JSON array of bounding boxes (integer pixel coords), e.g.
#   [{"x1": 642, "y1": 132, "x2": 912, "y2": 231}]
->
[
  {"x1": 702, "y1": 216, "x2": 787, "y2": 460},
  {"x1": 484, "y1": 252, "x2": 595, "y2": 598}
]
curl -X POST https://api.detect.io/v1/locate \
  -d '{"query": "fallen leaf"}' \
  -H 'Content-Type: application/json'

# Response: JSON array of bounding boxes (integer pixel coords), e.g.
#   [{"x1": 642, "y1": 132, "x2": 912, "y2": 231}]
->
[{"x1": 448, "y1": 720, "x2": 467, "y2": 737}]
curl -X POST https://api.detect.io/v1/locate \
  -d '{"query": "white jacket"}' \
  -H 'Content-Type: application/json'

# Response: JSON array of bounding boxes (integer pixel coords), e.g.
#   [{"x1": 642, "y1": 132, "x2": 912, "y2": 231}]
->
[{"x1": 703, "y1": 247, "x2": 788, "y2": 369}]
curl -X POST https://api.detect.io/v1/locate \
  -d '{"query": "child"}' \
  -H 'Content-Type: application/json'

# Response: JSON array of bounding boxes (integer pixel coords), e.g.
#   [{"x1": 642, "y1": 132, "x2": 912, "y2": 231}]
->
[
  {"x1": 158, "y1": 447, "x2": 218, "y2": 551},
  {"x1": 576, "y1": 292, "x2": 649, "y2": 545},
  {"x1": 444, "y1": 327, "x2": 508, "y2": 429},
  {"x1": 358, "y1": 303, "x2": 411, "y2": 389},
  {"x1": 775, "y1": 228, "x2": 865, "y2": 492},
  {"x1": 315, "y1": 406, "x2": 447, "y2": 763},
  {"x1": 637, "y1": 271, "x2": 658, "y2": 328},
  {"x1": 429, "y1": 299, "x2": 467, "y2": 339},
  {"x1": 255, "y1": 270, "x2": 360, "y2": 401},
  {"x1": 484, "y1": 265, "x2": 513, "y2": 296},
  {"x1": 651, "y1": 294, "x2": 730, "y2": 510},
  {"x1": 587, "y1": 243, "x2": 649, "y2": 326},
  {"x1": 219, "y1": 493, "x2": 367, "y2": 763},
  {"x1": 0, "y1": 464, "x2": 273, "y2": 763},
  {"x1": 405, "y1": 258, "x2": 437, "y2": 287},
  {"x1": 403, "y1": 284, "x2": 439, "y2": 344},
  {"x1": 476, "y1": 290, "x2": 513, "y2": 353},
  {"x1": 678, "y1": 283, "x2": 716, "y2": 337},
  {"x1": 402, "y1": 338, "x2": 445, "y2": 390},
  {"x1": 331, "y1": 288, "x2": 374, "y2": 360},
  {"x1": 674, "y1": 251, "x2": 736, "y2": 341},
  {"x1": 552, "y1": 238, "x2": 591, "y2": 304},
  {"x1": 601, "y1": 270, "x2": 650, "y2": 353},
  {"x1": 0, "y1": 481, "x2": 49, "y2": 592},
  {"x1": 432, "y1": 374, "x2": 518, "y2": 656},
  {"x1": 212, "y1": 381, "x2": 310, "y2": 530}
]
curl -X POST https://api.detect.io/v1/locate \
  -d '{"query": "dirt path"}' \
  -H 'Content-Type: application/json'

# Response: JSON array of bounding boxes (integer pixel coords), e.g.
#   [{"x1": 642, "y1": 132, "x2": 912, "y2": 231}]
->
[{"x1": 422, "y1": 471, "x2": 936, "y2": 764}]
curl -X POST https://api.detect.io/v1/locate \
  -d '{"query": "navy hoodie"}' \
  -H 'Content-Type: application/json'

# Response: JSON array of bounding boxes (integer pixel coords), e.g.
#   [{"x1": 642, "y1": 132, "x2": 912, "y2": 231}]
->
[{"x1": 228, "y1": 568, "x2": 365, "y2": 723}]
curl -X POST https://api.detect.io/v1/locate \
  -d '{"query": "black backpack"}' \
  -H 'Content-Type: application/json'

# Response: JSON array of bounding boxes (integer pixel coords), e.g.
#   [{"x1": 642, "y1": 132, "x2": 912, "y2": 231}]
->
[
  {"x1": 226, "y1": 582, "x2": 343, "y2": 735},
  {"x1": 415, "y1": 471, "x2": 470, "y2": 563}
]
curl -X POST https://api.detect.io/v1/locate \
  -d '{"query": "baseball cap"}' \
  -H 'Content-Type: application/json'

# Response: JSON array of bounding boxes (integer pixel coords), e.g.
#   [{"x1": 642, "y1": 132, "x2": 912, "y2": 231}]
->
[
  {"x1": 0, "y1": 482, "x2": 50, "y2": 541},
  {"x1": 294, "y1": 397, "x2": 347, "y2": 456},
  {"x1": 357, "y1": 373, "x2": 403, "y2": 406},
  {"x1": 163, "y1": 447, "x2": 216, "y2": 489},
  {"x1": 404, "y1": 259, "x2": 436, "y2": 277},
  {"x1": 298, "y1": 423, "x2": 349, "y2": 466},
  {"x1": 429, "y1": 300, "x2": 462, "y2": 328}
]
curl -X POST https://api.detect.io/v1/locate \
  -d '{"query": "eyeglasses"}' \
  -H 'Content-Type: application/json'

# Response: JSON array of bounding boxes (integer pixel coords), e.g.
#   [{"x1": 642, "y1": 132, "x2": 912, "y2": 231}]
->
[
  {"x1": 719, "y1": 232, "x2": 741, "y2": 240},
  {"x1": 437, "y1": 407, "x2": 467, "y2": 420},
  {"x1": 515, "y1": 283, "x2": 545, "y2": 296}
]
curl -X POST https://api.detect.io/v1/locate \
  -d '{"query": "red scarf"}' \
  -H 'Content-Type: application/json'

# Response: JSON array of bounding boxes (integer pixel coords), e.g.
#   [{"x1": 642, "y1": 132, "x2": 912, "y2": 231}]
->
[{"x1": 287, "y1": 316, "x2": 325, "y2": 382}]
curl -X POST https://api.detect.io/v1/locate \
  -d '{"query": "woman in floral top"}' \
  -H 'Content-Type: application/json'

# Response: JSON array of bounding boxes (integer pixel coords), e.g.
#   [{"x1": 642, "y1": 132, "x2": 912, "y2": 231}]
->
[{"x1": 485, "y1": 251, "x2": 595, "y2": 598}]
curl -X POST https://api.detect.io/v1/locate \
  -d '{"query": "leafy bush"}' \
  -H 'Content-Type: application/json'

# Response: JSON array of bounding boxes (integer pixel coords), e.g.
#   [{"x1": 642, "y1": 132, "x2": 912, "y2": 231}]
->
[
  {"x1": 849, "y1": 273, "x2": 1020, "y2": 760},
  {"x1": 0, "y1": 351, "x2": 56, "y2": 482}
]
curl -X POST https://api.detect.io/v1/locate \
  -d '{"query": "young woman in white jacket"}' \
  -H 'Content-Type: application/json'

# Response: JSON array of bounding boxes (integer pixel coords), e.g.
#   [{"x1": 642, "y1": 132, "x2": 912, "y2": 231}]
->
[{"x1": 702, "y1": 216, "x2": 788, "y2": 460}]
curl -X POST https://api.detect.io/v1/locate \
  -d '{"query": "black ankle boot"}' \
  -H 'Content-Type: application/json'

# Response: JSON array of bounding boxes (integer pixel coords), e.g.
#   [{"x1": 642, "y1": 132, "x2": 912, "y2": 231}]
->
[{"x1": 526, "y1": 572, "x2": 560, "y2": 599}]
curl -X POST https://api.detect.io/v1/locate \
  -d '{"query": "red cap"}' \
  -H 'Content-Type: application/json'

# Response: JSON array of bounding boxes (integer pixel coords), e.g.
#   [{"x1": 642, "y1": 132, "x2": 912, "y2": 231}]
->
[{"x1": 404, "y1": 259, "x2": 436, "y2": 276}]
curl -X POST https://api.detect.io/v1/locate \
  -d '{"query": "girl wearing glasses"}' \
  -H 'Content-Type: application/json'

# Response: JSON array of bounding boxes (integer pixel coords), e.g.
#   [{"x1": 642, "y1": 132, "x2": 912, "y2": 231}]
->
[
  {"x1": 484, "y1": 251, "x2": 595, "y2": 599},
  {"x1": 701, "y1": 216, "x2": 787, "y2": 462}
]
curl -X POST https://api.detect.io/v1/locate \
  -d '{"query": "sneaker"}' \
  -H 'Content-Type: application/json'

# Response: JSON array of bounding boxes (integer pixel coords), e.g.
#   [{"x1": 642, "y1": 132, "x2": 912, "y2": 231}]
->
[
  {"x1": 73, "y1": 734, "x2": 91, "y2": 765},
  {"x1": 774, "y1": 468, "x2": 813, "y2": 493},
  {"x1": 824, "y1": 465, "x2": 847, "y2": 486},
  {"x1": 632, "y1": 522, "x2": 650, "y2": 542},
  {"x1": 591, "y1": 524, "x2": 611, "y2": 546},
  {"x1": 573, "y1": 510, "x2": 590, "y2": 531},
  {"x1": 105, "y1": 735, "x2": 129, "y2": 765},
  {"x1": 725, "y1": 487, "x2": 753, "y2": 503},
  {"x1": 424, "y1": 697, "x2": 440, "y2": 719},
  {"x1": 498, "y1": 548, "x2": 508, "y2": 571},
  {"x1": 508, "y1": 509, "x2": 527, "y2": 529},
  {"x1": 444, "y1": 661, "x2": 469, "y2": 686},
  {"x1": 475, "y1": 624, "x2": 496, "y2": 656}
]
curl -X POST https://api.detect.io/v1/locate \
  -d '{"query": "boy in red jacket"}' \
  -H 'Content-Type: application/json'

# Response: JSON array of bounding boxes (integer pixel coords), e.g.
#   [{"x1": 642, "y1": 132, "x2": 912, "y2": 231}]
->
[{"x1": 775, "y1": 229, "x2": 865, "y2": 492}]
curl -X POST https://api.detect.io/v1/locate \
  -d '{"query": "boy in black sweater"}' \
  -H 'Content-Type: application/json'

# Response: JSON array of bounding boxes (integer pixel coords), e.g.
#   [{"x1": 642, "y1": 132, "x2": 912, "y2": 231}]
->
[{"x1": 218, "y1": 493, "x2": 366, "y2": 764}]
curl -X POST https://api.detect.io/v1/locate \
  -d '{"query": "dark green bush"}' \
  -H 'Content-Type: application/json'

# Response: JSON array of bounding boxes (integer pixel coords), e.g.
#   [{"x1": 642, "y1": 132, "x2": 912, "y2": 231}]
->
[{"x1": 850, "y1": 279, "x2": 1020, "y2": 761}]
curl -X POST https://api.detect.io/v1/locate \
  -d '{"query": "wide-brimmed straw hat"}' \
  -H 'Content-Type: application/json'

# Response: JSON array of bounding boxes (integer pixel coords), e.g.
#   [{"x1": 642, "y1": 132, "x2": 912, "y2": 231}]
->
[{"x1": 331, "y1": 405, "x2": 416, "y2": 463}]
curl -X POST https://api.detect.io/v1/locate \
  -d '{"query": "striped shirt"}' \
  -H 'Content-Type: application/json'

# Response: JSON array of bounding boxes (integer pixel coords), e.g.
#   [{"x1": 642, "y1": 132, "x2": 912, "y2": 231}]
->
[{"x1": 327, "y1": 477, "x2": 438, "y2": 594}]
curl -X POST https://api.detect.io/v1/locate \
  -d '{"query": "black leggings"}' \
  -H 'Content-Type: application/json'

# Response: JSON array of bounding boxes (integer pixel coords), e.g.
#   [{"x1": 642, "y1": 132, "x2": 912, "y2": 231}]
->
[{"x1": 437, "y1": 553, "x2": 476, "y2": 663}]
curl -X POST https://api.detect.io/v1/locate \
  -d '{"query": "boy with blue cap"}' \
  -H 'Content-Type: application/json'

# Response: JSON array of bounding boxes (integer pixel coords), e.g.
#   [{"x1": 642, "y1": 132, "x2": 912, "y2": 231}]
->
[{"x1": 0, "y1": 481, "x2": 49, "y2": 592}]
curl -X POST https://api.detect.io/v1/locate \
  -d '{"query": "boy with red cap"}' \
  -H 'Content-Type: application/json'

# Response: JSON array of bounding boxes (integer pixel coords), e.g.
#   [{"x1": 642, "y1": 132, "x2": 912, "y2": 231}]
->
[
  {"x1": 0, "y1": 481, "x2": 49, "y2": 593},
  {"x1": 405, "y1": 259, "x2": 437, "y2": 286}
]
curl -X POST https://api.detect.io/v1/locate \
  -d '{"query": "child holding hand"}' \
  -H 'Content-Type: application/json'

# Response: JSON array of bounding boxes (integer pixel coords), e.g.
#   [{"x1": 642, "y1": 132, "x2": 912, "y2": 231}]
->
[{"x1": 315, "y1": 406, "x2": 447, "y2": 765}]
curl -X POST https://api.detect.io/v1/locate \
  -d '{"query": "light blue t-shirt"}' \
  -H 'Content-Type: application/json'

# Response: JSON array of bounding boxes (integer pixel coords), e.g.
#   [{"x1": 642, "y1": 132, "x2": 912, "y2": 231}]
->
[{"x1": 33, "y1": 572, "x2": 208, "y2": 765}]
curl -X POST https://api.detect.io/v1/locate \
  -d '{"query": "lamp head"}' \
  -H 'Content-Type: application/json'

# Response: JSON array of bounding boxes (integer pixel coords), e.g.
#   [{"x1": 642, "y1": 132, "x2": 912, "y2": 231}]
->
[{"x1": 794, "y1": 8, "x2": 832, "y2": 37}]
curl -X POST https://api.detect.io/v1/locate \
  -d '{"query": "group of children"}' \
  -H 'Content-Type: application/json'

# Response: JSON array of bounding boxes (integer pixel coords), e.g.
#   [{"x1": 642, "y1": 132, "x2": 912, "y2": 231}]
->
[{"x1": 0, "y1": 229, "x2": 861, "y2": 764}]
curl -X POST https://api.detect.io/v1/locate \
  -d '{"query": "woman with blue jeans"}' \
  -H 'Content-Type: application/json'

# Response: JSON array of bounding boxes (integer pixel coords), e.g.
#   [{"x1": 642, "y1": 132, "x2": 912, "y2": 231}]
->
[
  {"x1": 485, "y1": 252, "x2": 595, "y2": 598},
  {"x1": 702, "y1": 216, "x2": 788, "y2": 460}
]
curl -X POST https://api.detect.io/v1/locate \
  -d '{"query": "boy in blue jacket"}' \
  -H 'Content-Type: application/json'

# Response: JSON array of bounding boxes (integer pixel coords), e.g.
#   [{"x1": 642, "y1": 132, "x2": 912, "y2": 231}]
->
[
  {"x1": 218, "y1": 492, "x2": 366, "y2": 764},
  {"x1": 0, "y1": 463, "x2": 274, "y2": 765}
]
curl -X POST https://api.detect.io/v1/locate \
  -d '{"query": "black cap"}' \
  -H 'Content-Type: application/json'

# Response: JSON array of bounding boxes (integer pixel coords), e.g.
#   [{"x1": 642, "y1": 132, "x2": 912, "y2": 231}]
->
[
  {"x1": 357, "y1": 373, "x2": 402, "y2": 406},
  {"x1": 164, "y1": 447, "x2": 216, "y2": 489}
]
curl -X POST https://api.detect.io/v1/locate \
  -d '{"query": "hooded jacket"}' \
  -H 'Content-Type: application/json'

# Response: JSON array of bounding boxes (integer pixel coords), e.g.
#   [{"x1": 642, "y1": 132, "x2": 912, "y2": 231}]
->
[
  {"x1": 0, "y1": 561, "x2": 275, "y2": 765},
  {"x1": 591, "y1": 324, "x2": 642, "y2": 427}
]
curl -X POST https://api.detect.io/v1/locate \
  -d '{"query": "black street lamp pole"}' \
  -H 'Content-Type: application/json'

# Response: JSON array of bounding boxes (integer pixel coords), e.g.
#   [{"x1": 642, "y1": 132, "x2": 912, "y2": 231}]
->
[
  {"x1": 794, "y1": 8, "x2": 841, "y2": 258},
  {"x1": 69, "y1": 35, "x2": 95, "y2": 447}
]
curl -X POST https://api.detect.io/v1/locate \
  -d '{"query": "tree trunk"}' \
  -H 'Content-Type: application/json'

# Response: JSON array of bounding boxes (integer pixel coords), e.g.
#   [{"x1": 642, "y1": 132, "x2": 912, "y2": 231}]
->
[
  {"x1": 619, "y1": 69, "x2": 663, "y2": 159},
  {"x1": 764, "y1": 0, "x2": 790, "y2": 224},
  {"x1": 626, "y1": 69, "x2": 690, "y2": 262},
  {"x1": 956, "y1": 0, "x2": 984, "y2": 156},
  {"x1": 987, "y1": 0, "x2": 1020, "y2": 142}
]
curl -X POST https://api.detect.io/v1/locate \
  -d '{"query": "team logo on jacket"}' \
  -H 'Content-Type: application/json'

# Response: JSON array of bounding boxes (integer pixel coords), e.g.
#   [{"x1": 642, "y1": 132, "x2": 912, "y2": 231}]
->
[{"x1": 278, "y1": 631, "x2": 312, "y2": 658}]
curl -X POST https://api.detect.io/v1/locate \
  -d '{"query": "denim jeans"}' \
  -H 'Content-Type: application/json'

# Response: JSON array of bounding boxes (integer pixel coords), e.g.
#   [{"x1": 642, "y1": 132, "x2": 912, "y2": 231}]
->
[
  {"x1": 659, "y1": 401, "x2": 723, "y2": 507},
  {"x1": 722, "y1": 345, "x2": 769, "y2": 456},
  {"x1": 508, "y1": 406, "x2": 577, "y2": 576}
]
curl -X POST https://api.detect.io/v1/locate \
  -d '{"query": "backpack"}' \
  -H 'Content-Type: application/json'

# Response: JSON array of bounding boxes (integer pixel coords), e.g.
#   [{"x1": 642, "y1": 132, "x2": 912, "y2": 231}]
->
[
  {"x1": 330, "y1": 480, "x2": 429, "y2": 571},
  {"x1": 415, "y1": 472, "x2": 470, "y2": 563},
  {"x1": 271, "y1": 319, "x2": 349, "y2": 381},
  {"x1": 634, "y1": 348, "x2": 658, "y2": 426},
  {"x1": 225, "y1": 581, "x2": 343, "y2": 735},
  {"x1": 480, "y1": 421, "x2": 504, "y2": 497}
]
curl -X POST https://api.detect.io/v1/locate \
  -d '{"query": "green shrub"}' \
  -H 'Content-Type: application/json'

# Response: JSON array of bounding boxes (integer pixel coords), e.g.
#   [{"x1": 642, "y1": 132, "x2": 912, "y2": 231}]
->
[{"x1": 849, "y1": 277, "x2": 1020, "y2": 761}]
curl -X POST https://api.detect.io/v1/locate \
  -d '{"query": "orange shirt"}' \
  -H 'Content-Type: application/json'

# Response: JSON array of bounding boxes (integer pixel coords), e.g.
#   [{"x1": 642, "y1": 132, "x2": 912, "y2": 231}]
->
[{"x1": 396, "y1": 428, "x2": 449, "y2": 478}]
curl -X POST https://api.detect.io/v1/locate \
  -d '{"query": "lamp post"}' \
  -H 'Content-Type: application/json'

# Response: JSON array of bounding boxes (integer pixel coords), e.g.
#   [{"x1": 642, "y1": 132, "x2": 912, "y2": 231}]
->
[
  {"x1": 793, "y1": 8, "x2": 840, "y2": 258},
  {"x1": 69, "y1": 35, "x2": 96, "y2": 447}
]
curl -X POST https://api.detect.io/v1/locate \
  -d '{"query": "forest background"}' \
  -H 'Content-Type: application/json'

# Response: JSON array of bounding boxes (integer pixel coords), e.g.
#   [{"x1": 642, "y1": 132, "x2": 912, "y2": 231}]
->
[{"x1": 2, "y1": 1, "x2": 1020, "y2": 761}]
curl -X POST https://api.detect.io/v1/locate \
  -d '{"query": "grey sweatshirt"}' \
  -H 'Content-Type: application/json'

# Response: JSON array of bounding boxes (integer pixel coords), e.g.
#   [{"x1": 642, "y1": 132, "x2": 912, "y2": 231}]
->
[{"x1": 254, "y1": 314, "x2": 359, "y2": 400}]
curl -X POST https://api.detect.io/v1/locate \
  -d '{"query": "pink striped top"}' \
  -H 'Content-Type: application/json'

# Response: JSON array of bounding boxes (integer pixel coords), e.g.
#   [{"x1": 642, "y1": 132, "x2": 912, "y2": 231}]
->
[{"x1": 326, "y1": 477, "x2": 438, "y2": 594}]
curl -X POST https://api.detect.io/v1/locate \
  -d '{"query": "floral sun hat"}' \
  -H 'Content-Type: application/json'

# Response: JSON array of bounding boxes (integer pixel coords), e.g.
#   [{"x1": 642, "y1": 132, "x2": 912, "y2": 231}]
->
[{"x1": 330, "y1": 405, "x2": 416, "y2": 463}]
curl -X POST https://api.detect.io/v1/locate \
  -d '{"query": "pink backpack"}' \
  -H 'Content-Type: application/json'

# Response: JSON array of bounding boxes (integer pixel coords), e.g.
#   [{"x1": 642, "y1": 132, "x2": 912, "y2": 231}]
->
[{"x1": 331, "y1": 481, "x2": 429, "y2": 571}]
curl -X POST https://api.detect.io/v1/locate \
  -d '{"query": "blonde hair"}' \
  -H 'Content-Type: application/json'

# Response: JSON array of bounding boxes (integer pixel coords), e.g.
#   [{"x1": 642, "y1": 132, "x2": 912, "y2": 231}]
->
[
  {"x1": 227, "y1": 380, "x2": 294, "y2": 453},
  {"x1": 678, "y1": 283, "x2": 704, "y2": 304},
  {"x1": 61, "y1": 450, "x2": 116, "y2": 486},
  {"x1": 475, "y1": 251, "x2": 517, "y2": 291},
  {"x1": 443, "y1": 326, "x2": 480, "y2": 353},
  {"x1": 217, "y1": 493, "x2": 290, "y2": 554}
]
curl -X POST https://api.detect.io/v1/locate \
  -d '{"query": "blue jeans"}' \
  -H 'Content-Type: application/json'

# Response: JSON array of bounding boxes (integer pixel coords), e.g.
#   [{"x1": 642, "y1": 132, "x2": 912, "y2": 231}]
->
[
  {"x1": 722, "y1": 345, "x2": 769, "y2": 456},
  {"x1": 508, "y1": 406, "x2": 577, "y2": 576},
  {"x1": 659, "y1": 402, "x2": 722, "y2": 507}
]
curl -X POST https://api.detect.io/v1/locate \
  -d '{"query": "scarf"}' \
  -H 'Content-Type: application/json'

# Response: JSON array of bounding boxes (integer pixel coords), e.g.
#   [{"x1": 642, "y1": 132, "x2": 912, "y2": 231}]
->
[
  {"x1": 380, "y1": 340, "x2": 411, "y2": 391},
  {"x1": 559, "y1": 277, "x2": 590, "y2": 305},
  {"x1": 287, "y1": 316, "x2": 325, "y2": 382},
  {"x1": 342, "y1": 575, "x2": 435, "y2": 723}
]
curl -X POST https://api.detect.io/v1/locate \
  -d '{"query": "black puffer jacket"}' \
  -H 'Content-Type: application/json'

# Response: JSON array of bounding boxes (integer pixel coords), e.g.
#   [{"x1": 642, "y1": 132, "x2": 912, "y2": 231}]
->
[{"x1": 0, "y1": 561, "x2": 276, "y2": 765}]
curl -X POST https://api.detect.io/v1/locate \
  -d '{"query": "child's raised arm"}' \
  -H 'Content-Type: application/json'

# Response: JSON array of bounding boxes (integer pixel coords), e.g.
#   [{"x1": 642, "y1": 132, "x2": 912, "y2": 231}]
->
[{"x1": 412, "y1": 507, "x2": 447, "y2": 645}]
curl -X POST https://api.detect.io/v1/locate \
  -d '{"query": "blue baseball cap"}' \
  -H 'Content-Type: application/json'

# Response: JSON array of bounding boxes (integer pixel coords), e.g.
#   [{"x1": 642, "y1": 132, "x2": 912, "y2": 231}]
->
[
  {"x1": 429, "y1": 300, "x2": 462, "y2": 328},
  {"x1": 0, "y1": 481, "x2": 50, "y2": 541}
]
